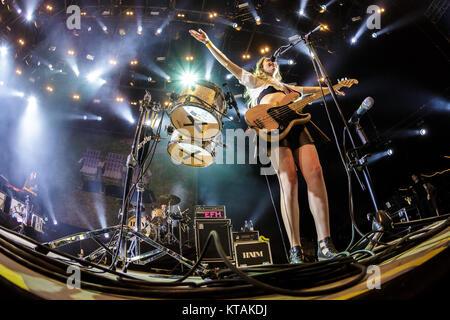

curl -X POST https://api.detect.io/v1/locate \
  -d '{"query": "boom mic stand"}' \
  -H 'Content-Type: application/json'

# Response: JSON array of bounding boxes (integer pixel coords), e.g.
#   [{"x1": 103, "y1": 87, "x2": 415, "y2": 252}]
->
[{"x1": 272, "y1": 27, "x2": 388, "y2": 252}]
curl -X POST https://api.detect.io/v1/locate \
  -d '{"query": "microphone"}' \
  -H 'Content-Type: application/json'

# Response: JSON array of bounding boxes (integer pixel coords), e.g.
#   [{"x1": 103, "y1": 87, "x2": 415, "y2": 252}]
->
[
  {"x1": 348, "y1": 97, "x2": 374, "y2": 125},
  {"x1": 223, "y1": 83, "x2": 241, "y2": 121}
]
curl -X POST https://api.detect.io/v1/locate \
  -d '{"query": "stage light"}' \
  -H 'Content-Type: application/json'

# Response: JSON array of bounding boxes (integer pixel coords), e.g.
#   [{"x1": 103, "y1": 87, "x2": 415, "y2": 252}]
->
[
  {"x1": 26, "y1": 12, "x2": 33, "y2": 22},
  {"x1": 53, "y1": 220, "x2": 58, "y2": 225},
  {"x1": 46, "y1": 5, "x2": 54, "y2": 12},
  {"x1": 97, "y1": 116, "x2": 102, "y2": 121},
  {"x1": 387, "y1": 149, "x2": 394, "y2": 156},
  {"x1": 73, "y1": 94, "x2": 80, "y2": 101},
  {"x1": 67, "y1": 50, "x2": 75, "y2": 56},
  {"x1": 255, "y1": 16, "x2": 261, "y2": 25},
  {"x1": 116, "y1": 96, "x2": 124, "y2": 102},
  {"x1": 351, "y1": 37, "x2": 357, "y2": 44},
  {"x1": 185, "y1": 56, "x2": 194, "y2": 62},
  {"x1": 137, "y1": 26, "x2": 143, "y2": 34},
  {"x1": 181, "y1": 72, "x2": 198, "y2": 87},
  {"x1": 109, "y1": 59, "x2": 118, "y2": 65},
  {"x1": 86, "y1": 54, "x2": 95, "y2": 61},
  {"x1": 156, "y1": 28, "x2": 162, "y2": 35},
  {"x1": 130, "y1": 59, "x2": 139, "y2": 66},
  {"x1": 419, "y1": 129, "x2": 427, "y2": 136},
  {"x1": 83, "y1": 115, "x2": 88, "y2": 120},
  {"x1": 177, "y1": 13, "x2": 185, "y2": 18},
  {"x1": 299, "y1": 9, "x2": 305, "y2": 16},
  {"x1": 17, "y1": 8, "x2": 23, "y2": 14},
  {"x1": 209, "y1": 12, "x2": 218, "y2": 18},
  {"x1": 320, "y1": 24, "x2": 329, "y2": 31},
  {"x1": 103, "y1": 26, "x2": 108, "y2": 32},
  {"x1": 0, "y1": 81, "x2": 4, "y2": 86},
  {"x1": 46, "y1": 86, "x2": 54, "y2": 93},
  {"x1": 288, "y1": 59, "x2": 294, "y2": 65},
  {"x1": 378, "y1": 8, "x2": 385, "y2": 14},
  {"x1": 16, "y1": 68, "x2": 23, "y2": 75},
  {"x1": 18, "y1": 39, "x2": 25, "y2": 46},
  {"x1": 0, "y1": 46, "x2": 7, "y2": 56},
  {"x1": 226, "y1": 74, "x2": 233, "y2": 80},
  {"x1": 320, "y1": 5, "x2": 327, "y2": 13},
  {"x1": 125, "y1": 10, "x2": 134, "y2": 16}
]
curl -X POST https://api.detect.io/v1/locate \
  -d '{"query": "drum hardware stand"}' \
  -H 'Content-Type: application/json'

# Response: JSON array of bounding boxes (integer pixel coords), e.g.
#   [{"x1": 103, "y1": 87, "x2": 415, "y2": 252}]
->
[{"x1": 272, "y1": 26, "x2": 386, "y2": 252}]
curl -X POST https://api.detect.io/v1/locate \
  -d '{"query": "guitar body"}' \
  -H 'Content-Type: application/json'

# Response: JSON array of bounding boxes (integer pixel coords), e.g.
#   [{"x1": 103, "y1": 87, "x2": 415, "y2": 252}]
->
[{"x1": 245, "y1": 92, "x2": 311, "y2": 142}]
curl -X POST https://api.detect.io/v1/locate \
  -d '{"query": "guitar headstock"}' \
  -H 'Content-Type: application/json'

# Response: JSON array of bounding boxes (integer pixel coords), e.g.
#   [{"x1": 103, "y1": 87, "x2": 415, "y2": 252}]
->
[{"x1": 338, "y1": 78, "x2": 359, "y2": 88}]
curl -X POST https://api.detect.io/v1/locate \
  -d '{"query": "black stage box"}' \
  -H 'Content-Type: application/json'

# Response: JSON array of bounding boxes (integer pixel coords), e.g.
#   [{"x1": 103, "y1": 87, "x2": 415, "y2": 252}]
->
[
  {"x1": 195, "y1": 219, "x2": 234, "y2": 262},
  {"x1": 232, "y1": 231, "x2": 260, "y2": 243},
  {"x1": 234, "y1": 241, "x2": 273, "y2": 267}
]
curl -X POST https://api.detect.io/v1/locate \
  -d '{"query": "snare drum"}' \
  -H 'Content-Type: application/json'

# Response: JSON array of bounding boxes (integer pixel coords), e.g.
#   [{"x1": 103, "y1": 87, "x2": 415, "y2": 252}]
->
[
  {"x1": 170, "y1": 80, "x2": 226, "y2": 140},
  {"x1": 167, "y1": 130, "x2": 221, "y2": 167}
]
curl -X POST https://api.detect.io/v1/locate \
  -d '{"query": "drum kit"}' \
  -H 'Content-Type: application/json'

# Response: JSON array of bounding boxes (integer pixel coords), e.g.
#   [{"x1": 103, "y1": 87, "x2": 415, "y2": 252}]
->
[
  {"x1": 126, "y1": 194, "x2": 192, "y2": 246},
  {"x1": 44, "y1": 79, "x2": 236, "y2": 274}
]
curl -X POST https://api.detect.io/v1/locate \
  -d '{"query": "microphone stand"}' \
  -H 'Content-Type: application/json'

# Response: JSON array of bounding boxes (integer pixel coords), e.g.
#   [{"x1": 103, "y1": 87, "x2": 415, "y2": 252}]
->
[{"x1": 273, "y1": 27, "x2": 387, "y2": 251}]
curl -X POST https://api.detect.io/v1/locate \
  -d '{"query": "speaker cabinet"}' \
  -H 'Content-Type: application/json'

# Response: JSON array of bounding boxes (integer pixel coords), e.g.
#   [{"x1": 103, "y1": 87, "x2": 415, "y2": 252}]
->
[{"x1": 195, "y1": 219, "x2": 234, "y2": 262}]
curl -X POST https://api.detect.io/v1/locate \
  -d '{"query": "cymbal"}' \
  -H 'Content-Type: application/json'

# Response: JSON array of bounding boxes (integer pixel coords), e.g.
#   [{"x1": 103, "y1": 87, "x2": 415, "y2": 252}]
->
[{"x1": 158, "y1": 194, "x2": 181, "y2": 205}]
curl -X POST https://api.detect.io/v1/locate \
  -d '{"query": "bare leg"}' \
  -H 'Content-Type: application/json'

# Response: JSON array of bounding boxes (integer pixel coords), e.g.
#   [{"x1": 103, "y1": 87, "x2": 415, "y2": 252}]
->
[
  {"x1": 295, "y1": 144, "x2": 330, "y2": 242},
  {"x1": 270, "y1": 146, "x2": 301, "y2": 248}
]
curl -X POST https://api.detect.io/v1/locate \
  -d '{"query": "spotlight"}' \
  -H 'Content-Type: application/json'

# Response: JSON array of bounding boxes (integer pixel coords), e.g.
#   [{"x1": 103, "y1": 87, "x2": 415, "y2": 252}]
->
[
  {"x1": 372, "y1": 32, "x2": 378, "y2": 38},
  {"x1": 226, "y1": 74, "x2": 233, "y2": 80},
  {"x1": 288, "y1": 59, "x2": 294, "y2": 65},
  {"x1": 419, "y1": 129, "x2": 427, "y2": 136},
  {"x1": 181, "y1": 72, "x2": 198, "y2": 87},
  {"x1": 156, "y1": 28, "x2": 162, "y2": 35},
  {"x1": 116, "y1": 96, "x2": 124, "y2": 102},
  {"x1": 53, "y1": 220, "x2": 58, "y2": 225},
  {"x1": 97, "y1": 116, "x2": 102, "y2": 121},
  {"x1": 299, "y1": 9, "x2": 305, "y2": 16},
  {"x1": 0, "y1": 45, "x2": 7, "y2": 56},
  {"x1": 130, "y1": 59, "x2": 139, "y2": 66},
  {"x1": 387, "y1": 149, "x2": 394, "y2": 156},
  {"x1": 109, "y1": 59, "x2": 118, "y2": 65},
  {"x1": 320, "y1": 5, "x2": 327, "y2": 13},
  {"x1": 46, "y1": 5, "x2": 54, "y2": 12},
  {"x1": 137, "y1": 26, "x2": 143, "y2": 34},
  {"x1": 46, "y1": 86, "x2": 54, "y2": 93},
  {"x1": 125, "y1": 10, "x2": 134, "y2": 16},
  {"x1": 320, "y1": 24, "x2": 329, "y2": 31},
  {"x1": 351, "y1": 37, "x2": 357, "y2": 44},
  {"x1": 232, "y1": 23, "x2": 238, "y2": 28},
  {"x1": 83, "y1": 115, "x2": 88, "y2": 120},
  {"x1": 185, "y1": 56, "x2": 194, "y2": 62},
  {"x1": 73, "y1": 94, "x2": 80, "y2": 101},
  {"x1": 16, "y1": 68, "x2": 23, "y2": 75},
  {"x1": 209, "y1": 12, "x2": 218, "y2": 18},
  {"x1": 103, "y1": 26, "x2": 108, "y2": 32},
  {"x1": 26, "y1": 12, "x2": 33, "y2": 22},
  {"x1": 18, "y1": 39, "x2": 25, "y2": 46},
  {"x1": 255, "y1": 16, "x2": 261, "y2": 25},
  {"x1": 67, "y1": 50, "x2": 76, "y2": 56},
  {"x1": 378, "y1": 8, "x2": 385, "y2": 14}
]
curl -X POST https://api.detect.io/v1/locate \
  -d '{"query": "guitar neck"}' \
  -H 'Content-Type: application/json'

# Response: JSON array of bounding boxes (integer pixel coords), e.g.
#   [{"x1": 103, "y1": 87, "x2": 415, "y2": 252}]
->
[{"x1": 292, "y1": 84, "x2": 344, "y2": 112}]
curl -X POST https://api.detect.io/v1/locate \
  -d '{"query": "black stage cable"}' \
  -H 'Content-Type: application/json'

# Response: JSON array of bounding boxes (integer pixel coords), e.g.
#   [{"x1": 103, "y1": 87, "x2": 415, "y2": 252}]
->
[
  {"x1": 1, "y1": 218, "x2": 447, "y2": 299},
  {"x1": 264, "y1": 174, "x2": 290, "y2": 262}
]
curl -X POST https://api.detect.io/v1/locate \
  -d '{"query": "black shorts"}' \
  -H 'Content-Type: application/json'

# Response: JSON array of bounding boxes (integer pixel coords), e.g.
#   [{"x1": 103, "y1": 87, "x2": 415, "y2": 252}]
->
[{"x1": 279, "y1": 124, "x2": 315, "y2": 151}]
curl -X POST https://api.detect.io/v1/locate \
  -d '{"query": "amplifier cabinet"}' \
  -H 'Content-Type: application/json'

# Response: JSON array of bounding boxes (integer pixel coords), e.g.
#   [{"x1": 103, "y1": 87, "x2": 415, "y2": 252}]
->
[
  {"x1": 234, "y1": 241, "x2": 273, "y2": 268},
  {"x1": 195, "y1": 219, "x2": 234, "y2": 262}
]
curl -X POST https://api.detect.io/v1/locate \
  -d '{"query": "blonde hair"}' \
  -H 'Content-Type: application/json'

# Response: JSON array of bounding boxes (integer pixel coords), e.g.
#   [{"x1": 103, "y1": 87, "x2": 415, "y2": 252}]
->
[{"x1": 244, "y1": 57, "x2": 282, "y2": 107}]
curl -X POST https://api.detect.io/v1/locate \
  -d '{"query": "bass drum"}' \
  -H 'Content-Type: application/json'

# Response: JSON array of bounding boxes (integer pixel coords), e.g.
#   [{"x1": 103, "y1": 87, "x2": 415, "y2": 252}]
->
[
  {"x1": 127, "y1": 216, "x2": 157, "y2": 241},
  {"x1": 169, "y1": 80, "x2": 226, "y2": 140},
  {"x1": 167, "y1": 130, "x2": 221, "y2": 168}
]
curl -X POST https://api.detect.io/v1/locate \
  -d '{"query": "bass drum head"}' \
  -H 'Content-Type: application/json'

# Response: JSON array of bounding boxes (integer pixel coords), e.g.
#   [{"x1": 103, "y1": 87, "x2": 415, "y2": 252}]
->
[
  {"x1": 170, "y1": 102, "x2": 221, "y2": 140},
  {"x1": 168, "y1": 138, "x2": 215, "y2": 168}
]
